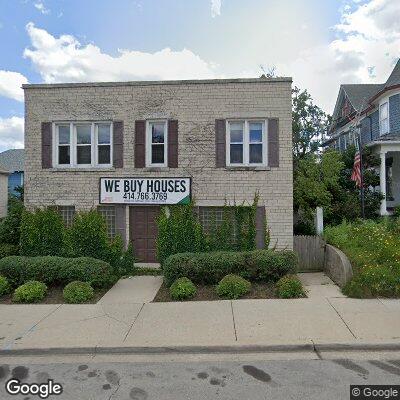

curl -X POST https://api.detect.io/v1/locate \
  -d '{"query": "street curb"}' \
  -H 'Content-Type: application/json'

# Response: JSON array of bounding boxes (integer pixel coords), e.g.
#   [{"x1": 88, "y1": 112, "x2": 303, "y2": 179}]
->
[{"x1": 2, "y1": 342, "x2": 400, "y2": 356}]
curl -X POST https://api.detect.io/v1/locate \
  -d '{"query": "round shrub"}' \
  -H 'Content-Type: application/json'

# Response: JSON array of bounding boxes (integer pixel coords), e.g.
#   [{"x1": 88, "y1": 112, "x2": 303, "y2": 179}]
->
[
  {"x1": 216, "y1": 274, "x2": 251, "y2": 299},
  {"x1": 13, "y1": 281, "x2": 47, "y2": 303},
  {"x1": 0, "y1": 243, "x2": 19, "y2": 259},
  {"x1": 276, "y1": 275, "x2": 305, "y2": 299},
  {"x1": 169, "y1": 277, "x2": 196, "y2": 301},
  {"x1": 63, "y1": 281, "x2": 94, "y2": 303},
  {"x1": 0, "y1": 275, "x2": 10, "y2": 296}
]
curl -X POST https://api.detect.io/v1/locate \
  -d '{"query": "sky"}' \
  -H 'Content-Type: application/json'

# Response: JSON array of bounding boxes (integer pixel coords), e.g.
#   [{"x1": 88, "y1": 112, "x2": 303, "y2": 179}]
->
[{"x1": 0, "y1": 0, "x2": 399, "y2": 151}]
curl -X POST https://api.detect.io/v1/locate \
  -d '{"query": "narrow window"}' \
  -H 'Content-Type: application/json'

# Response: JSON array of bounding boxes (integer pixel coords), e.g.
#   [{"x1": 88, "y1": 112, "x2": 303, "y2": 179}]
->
[
  {"x1": 97, "y1": 205, "x2": 116, "y2": 238},
  {"x1": 249, "y1": 122, "x2": 263, "y2": 164},
  {"x1": 380, "y1": 102, "x2": 389, "y2": 135},
  {"x1": 96, "y1": 123, "x2": 111, "y2": 165},
  {"x1": 57, "y1": 125, "x2": 71, "y2": 165},
  {"x1": 58, "y1": 206, "x2": 75, "y2": 227},
  {"x1": 229, "y1": 122, "x2": 244, "y2": 164},
  {"x1": 148, "y1": 121, "x2": 167, "y2": 166},
  {"x1": 76, "y1": 124, "x2": 92, "y2": 165}
]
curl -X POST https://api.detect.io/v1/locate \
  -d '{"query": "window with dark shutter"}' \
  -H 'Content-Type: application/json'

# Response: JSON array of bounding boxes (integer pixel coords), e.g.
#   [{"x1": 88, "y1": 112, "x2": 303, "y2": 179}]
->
[
  {"x1": 215, "y1": 119, "x2": 226, "y2": 167},
  {"x1": 268, "y1": 119, "x2": 279, "y2": 167},
  {"x1": 134, "y1": 120, "x2": 146, "y2": 168},
  {"x1": 168, "y1": 119, "x2": 178, "y2": 168},
  {"x1": 41, "y1": 122, "x2": 52, "y2": 169}
]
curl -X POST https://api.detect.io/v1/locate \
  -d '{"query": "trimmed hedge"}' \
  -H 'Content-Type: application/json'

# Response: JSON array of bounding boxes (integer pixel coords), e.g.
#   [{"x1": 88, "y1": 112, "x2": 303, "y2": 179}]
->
[
  {"x1": 163, "y1": 249, "x2": 298, "y2": 286},
  {"x1": 0, "y1": 243, "x2": 19, "y2": 259},
  {"x1": 13, "y1": 281, "x2": 47, "y2": 303},
  {"x1": 0, "y1": 256, "x2": 116, "y2": 288}
]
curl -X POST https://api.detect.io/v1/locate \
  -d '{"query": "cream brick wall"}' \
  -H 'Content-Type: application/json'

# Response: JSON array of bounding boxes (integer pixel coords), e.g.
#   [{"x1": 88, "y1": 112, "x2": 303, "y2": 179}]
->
[
  {"x1": 24, "y1": 78, "x2": 293, "y2": 249},
  {"x1": 0, "y1": 173, "x2": 8, "y2": 218}
]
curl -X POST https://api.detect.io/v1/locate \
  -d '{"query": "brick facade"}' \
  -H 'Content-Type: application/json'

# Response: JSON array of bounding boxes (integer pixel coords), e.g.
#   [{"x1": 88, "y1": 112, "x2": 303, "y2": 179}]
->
[{"x1": 23, "y1": 78, "x2": 293, "y2": 249}]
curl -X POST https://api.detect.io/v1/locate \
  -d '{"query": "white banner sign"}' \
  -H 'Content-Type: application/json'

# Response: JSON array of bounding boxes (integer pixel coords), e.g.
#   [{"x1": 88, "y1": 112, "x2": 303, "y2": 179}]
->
[{"x1": 100, "y1": 177, "x2": 191, "y2": 205}]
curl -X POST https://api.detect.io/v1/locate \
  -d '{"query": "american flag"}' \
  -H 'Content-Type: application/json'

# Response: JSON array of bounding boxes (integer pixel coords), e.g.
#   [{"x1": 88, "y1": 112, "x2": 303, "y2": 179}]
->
[{"x1": 351, "y1": 151, "x2": 362, "y2": 188}]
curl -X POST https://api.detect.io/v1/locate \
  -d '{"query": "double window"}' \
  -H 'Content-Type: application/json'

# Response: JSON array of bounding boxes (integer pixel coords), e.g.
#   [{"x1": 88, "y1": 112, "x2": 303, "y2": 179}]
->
[
  {"x1": 146, "y1": 120, "x2": 168, "y2": 167},
  {"x1": 380, "y1": 102, "x2": 389, "y2": 135},
  {"x1": 55, "y1": 122, "x2": 112, "y2": 167},
  {"x1": 227, "y1": 120, "x2": 266, "y2": 166}
]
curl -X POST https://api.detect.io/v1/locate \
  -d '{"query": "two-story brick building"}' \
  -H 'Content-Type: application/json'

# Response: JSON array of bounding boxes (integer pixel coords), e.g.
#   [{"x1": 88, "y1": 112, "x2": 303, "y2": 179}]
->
[
  {"x1": 23, "y1": 77, "x2": 293, "y2": 262},
  {"x1": 325, "y1": 59, "x2": 400, "y2": 215}
]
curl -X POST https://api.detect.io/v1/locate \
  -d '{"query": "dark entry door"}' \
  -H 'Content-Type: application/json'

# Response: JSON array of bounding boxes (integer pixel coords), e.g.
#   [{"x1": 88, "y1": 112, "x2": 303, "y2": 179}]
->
[{"x1": 130, "y1": 206, "x2": 160, "y2": 262}]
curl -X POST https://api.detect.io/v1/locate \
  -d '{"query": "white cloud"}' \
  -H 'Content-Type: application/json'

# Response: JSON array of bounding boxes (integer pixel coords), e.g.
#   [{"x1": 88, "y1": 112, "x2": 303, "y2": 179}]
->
[
  {"x1": 34, "y1": 1, "x2": 50, "y2": 15},
  {"x1": 23, "y1": 23, "x2": 218, "y2": 83},
  {"x1": 0, "y1": 70, "x2": 28, "y2": 102},
  {"x1": 276, "y1": 0, "x2": 400, "y2": 112},
  {"x1": 211, "y1": 0, "x2": 221, "y2": 17},
  {"x1": 0, "y1": 117, "x2": 24, "y2": 152}
]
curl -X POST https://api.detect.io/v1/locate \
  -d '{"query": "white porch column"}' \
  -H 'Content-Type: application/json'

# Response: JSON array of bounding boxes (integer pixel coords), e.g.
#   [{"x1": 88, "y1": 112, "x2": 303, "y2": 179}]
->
[{"x1": 380, "y1": 151, "x2": 388, "y2": 215}]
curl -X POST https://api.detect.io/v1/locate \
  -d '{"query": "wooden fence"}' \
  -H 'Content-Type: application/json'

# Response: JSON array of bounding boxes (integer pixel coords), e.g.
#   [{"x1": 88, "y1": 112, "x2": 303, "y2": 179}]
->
[{"x1": 294, "y1": 235, "x2": 326, "y2": 272}]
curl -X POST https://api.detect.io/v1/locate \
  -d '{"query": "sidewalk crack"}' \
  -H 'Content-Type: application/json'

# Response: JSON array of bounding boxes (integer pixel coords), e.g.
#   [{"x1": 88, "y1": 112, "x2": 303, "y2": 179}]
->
[
  {"x1": 123, "y1": 303, "x2": 145, "y2": 342},
  {"x1": 230, "y1": 301, "x2": 238, "y2": 341},
  {"x1": 326, "y1": 298, "x2": 357, "y2": 339}
]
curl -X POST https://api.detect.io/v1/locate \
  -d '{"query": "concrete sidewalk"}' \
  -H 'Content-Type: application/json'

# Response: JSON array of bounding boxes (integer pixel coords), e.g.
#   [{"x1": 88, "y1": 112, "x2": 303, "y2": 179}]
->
[{"x1": 1, "y1": 273, "x2": 400, "y2": 354}]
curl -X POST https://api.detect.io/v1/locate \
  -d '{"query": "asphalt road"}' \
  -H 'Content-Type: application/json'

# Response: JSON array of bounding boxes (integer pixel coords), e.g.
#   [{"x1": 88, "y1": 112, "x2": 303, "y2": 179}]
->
[{"x1": 1, "y1": 352, "x2": 400, "y2": 399}]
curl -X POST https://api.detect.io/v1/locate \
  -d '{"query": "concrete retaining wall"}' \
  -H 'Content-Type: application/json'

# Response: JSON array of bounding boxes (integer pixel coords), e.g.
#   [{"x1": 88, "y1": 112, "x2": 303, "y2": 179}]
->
[{"x1": 324, "y1": 244, "x2": 353, "y2": 288}]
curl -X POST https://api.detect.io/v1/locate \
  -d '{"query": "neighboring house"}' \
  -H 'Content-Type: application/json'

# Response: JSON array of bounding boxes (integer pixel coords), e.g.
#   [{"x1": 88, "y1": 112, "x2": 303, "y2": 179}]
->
[
  {"x1": 0, "y1": 166, "x2": 9, "y2": 218},
  {"x1": 0, "y1": 149, "x2": 24, "y2": 195},
  {"x1": 324, "y1": 59, "x2": 400, "y2": 215},
  {"x1": 23, "y1": 77, "x2": 293, "y2": 262}
]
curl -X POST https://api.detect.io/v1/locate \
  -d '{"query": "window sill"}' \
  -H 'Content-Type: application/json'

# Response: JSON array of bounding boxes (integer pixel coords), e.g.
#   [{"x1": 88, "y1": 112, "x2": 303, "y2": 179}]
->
[
  {"x1": 143, "y1": 167, "x2": 171, "y2": 172},
  {"x1": 225, "y1": 166, "x2": 271, "y2": 171},
  {"x1": 49, "y1": 167, "x2": 116, "y2": 172}
]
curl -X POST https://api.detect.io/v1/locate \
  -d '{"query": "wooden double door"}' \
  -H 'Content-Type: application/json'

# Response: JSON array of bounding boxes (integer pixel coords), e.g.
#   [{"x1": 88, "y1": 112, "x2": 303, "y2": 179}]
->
[{"x1": 129, "y1": 206, "x2": 160, "y2": 263}]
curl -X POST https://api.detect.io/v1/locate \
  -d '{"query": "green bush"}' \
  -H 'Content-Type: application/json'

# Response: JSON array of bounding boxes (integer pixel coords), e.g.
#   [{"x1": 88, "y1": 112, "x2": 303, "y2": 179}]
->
[
  {"x1": 324, "y1": 220, "x2": 400, "y2": 298},
  {"x1": 0, "y1": 243, "x2": 19, "y2": 259},
  {"x1": 156, "y1": 203, "x2": 204, "y2": 266},
  {"x1": 0, "y1": 275, "x2": 10, "y2": 296},
  {"x1": 63, "y1": 281, "x2": 94, "y2": 303},
  {"x1": 13, "y1": 281, "x2": 47, "y2": 303},
  {"x1": 67, "y1": 210, "x2": 117, "y2": 265},
  {"x1": 276, "y1": 275, "x2": 305, "y2": 298},
  {"x1": 20, "y1": 208, "x2": 65, "y2": 256},
  {"x1": 163, "y1": 249, "x2": 298, "y2": 286},
  {"x1": 0, "y1": 197, "x2": 24, "y2": 246},
  {"x1": 169, "y1": 277, "x2": 196, "y2": 300},
  {"x1": 343, "y1": 265, "x2": 400, "y2": 298},
  {"x1": 0, "y1": 256, "x2": 115, "y2": 288},
  {"x1": 117, "y1": 243, "x2": 136, "y2": 276},
  {"x1": 216, "y1": 274, "x2": 251, "y2": 299}
]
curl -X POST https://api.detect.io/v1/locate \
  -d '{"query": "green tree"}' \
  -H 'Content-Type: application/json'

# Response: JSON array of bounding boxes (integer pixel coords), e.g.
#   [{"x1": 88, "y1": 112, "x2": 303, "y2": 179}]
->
[
  {"x1": 292, "y1": 86, "x2": 331, "y2": 165},
  {"x1": 294, "y1": 150, "x2": 344, "y2": 219}
]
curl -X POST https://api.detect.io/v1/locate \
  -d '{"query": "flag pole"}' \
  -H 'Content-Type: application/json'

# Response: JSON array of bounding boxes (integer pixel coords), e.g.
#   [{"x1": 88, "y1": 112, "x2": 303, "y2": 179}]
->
[{"x1": 358, "y1": 133, "x2": 365, "y2": 219}]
